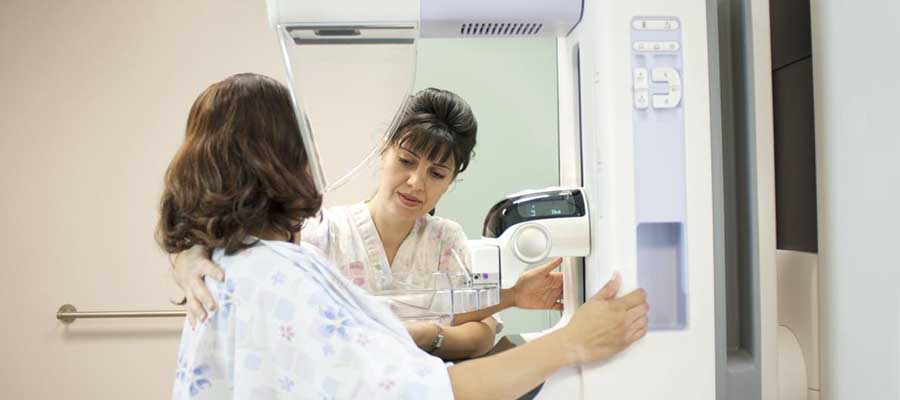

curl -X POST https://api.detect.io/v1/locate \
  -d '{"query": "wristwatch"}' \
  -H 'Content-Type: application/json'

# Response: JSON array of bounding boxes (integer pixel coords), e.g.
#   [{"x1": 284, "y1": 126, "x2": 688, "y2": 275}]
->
[{"x1": 427, "y1": 323, "x2": 444, "y2": 353}]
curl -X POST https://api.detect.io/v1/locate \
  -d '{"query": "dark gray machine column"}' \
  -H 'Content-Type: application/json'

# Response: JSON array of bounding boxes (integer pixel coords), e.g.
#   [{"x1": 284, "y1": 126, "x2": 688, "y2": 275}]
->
[
  {"x1": 711, "y1": 0, "x2": 819, "y2": 397},
  {"x1": 710, "y1": 0, "x2": 765, "y2": 398}
]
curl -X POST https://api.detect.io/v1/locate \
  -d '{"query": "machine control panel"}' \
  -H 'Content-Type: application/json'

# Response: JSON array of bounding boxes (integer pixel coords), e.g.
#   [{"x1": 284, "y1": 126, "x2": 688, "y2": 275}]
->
[
  {"x1": 631, "y1": 17, "x2": 683, "y2": 111},
  {"x1": 630, "y1": 17, "x2": 688, "y2": 330}
]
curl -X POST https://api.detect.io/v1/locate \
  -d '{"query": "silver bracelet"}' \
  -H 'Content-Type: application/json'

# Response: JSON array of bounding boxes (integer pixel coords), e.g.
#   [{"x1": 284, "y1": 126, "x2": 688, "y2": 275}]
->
[{"x1": 427, "y1": 323, "x2": 445, "y2": 353}]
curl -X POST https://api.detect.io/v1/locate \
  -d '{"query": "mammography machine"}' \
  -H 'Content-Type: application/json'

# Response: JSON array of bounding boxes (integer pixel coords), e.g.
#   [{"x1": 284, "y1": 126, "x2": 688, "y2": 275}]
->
[{"x1": 265, "y1": 0, "x2": 819, "y2": 399}]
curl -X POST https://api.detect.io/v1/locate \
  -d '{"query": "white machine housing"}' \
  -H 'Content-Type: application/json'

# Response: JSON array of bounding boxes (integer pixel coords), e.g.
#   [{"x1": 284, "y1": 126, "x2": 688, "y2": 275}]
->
[
  {"x1": 467, "y1": 187, "x2": 590, "y2": 290},
  {"x1": 266, "y1": 0, "x2": 582, "y2": 38}
]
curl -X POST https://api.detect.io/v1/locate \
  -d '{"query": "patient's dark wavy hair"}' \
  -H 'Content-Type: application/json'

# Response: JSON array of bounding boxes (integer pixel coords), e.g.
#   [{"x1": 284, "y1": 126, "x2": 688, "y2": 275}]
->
[
  {"x1": 157, "y1": 73, "x2": 322, "y2": 255},
  {"x1": 384, "y1": 88, "x2": 478, "y2": 177}
]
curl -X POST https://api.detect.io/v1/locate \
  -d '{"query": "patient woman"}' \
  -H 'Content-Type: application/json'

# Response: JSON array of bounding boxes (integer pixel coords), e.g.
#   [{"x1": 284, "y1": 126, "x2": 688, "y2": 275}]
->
[
  {"x1": 172, "y1": 87, "x2": 566, "y2": 360},
  {"x1": 160, "y1": 73, "x2": 648, "y2": 399}
]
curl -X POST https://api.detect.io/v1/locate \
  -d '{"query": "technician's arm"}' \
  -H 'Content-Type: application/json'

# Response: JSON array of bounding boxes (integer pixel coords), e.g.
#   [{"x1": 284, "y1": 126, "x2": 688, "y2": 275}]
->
[
  {"x1": 450, "y1": 290, "x2": 515, "y2": 326},
  {"x1": 452, "y1": 258, "x2": 564, "y2": 326},
  {"x1": 172, "y1": 245, "x2": 224, "y2": 326}
]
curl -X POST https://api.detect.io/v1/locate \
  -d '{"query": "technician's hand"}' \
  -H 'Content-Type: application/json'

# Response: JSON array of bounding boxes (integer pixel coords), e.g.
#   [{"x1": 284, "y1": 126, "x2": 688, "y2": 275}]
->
[
  {"x1": 171, "y1": 244, "x2": 224, "y2": 327},
  {"x1": 512, "y1": 258, "x2": 564, "y2": 310},
  {"x1": 557, "y1": 273, "x2": 649, "y2": 365}
]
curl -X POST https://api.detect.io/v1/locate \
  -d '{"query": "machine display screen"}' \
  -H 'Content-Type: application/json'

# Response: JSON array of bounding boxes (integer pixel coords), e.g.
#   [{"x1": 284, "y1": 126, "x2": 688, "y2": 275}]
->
[
  {"x1": 517, "y1": 199, "x2": 576, "y2": 218},
  {"x1": 483, "y1": 189, "x2": 585, "y2": 238}
]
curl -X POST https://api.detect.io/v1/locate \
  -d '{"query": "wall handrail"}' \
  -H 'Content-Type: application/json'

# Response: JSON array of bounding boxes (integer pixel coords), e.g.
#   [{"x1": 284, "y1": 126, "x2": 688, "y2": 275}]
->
[{"x1": 56, "y1": 304, "x2": 185, "y2": 324}]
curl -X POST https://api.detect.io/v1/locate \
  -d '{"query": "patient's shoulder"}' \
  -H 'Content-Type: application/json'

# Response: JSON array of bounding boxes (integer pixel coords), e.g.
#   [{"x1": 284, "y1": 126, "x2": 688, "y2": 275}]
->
[
  {"x1": 213, "y1": 243, "x2": 287, "y2": 274},
  {"x1": 204, "y1": 242, "x2": 338, "y2": 320},
  {"x1": 208, "y1": 242, "x2": 317, "y2": 295},
  {"x1": 212, "y1": 240, "x2": 338, "y2": 284}
]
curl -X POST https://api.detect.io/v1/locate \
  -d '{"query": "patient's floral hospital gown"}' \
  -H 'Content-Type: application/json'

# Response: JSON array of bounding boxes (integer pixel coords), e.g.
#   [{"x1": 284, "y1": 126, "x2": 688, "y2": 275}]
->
[
  {"x1": 301, "y1": 202, "x2": 502, "y2": 328},
  {"x1": 172, "y1": 240, "x2": 453, "y2": 399}
]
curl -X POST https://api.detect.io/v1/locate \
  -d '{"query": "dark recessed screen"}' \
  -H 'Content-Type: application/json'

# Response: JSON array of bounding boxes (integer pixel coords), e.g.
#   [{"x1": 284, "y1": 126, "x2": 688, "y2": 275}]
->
[{"x1": 517, "y1": 199, "x2": 576, "y2": 219}]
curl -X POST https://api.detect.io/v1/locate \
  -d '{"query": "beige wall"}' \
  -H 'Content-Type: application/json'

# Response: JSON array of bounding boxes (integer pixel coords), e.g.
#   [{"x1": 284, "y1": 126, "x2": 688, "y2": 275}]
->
[{"x1": 0, "y1": 1, "x2": 286, "y2": 398}]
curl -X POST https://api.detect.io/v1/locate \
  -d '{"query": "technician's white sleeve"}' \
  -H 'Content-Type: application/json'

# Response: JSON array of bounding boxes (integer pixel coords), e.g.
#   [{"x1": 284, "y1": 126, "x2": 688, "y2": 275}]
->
[
  {"x1": 301, "y1": 204, "x2": 393, "y2": 292},
  {"x1": 171, "y1": 240, "x2": 453, "y2": 400},
  {"x1": 439, "y1": 221, "x2": 473, "y2": 274}
]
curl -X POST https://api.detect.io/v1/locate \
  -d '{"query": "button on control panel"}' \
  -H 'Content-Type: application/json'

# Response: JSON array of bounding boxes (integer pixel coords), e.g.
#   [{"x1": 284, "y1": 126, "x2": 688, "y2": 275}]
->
[
  {"x1": 632, "y1": 19, "x2": 679, "y2": 31},
  {"x1": 635, "y1": 90, "x2": 650, "y2": 110},
  {"x1": 633, "y1": 67, "x2": 649, "y2": 89},
  {"x1": 651, "y1": 67, "x2": 682, "y2": 109},
  {"x1": 633, "y1": 41, "x2": 680, "y2": 52}
]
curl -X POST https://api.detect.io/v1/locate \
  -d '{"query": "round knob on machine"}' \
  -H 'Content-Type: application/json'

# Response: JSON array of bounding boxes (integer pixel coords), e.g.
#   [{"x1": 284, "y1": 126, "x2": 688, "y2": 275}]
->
[{"x1": 513, "y1": 224, "x2": 551, "y2": 264}]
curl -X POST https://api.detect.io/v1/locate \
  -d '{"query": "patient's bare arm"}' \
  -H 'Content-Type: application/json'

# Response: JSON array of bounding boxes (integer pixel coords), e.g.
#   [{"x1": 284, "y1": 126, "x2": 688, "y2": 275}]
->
[{"x1": 448, "y1": 274, "x2": 649, "y2": 400}]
